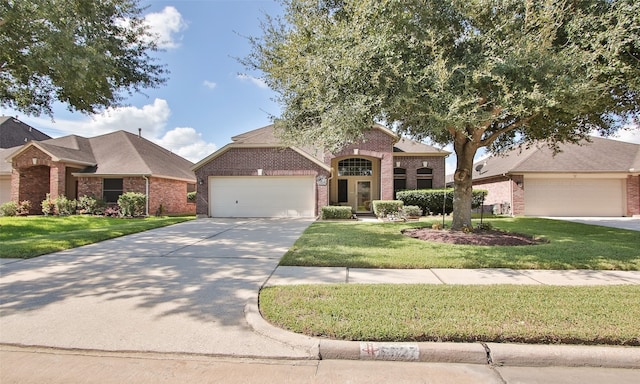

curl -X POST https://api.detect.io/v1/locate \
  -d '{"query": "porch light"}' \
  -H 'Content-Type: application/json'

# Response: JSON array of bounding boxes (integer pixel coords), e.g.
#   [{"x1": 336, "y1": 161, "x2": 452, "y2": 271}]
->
[
  {"x1": 32, "y1": 157, "x2": 37, "y2": 165},
  {"x1": 422, "y1": 161, "x2": 429, "y2": 167},
  {"x1": 396, "y1": 161, "x2": 401, "y2": 167},
  {"x1": 257, "y1": 168, "x2": 263, "y2": 176}
]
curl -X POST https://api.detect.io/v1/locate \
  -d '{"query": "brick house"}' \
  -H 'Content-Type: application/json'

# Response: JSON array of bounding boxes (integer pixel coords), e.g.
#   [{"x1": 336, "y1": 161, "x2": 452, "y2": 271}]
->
[
  {"x1": 470, "y1": 137, "x2": 640, "y2": 217},
  {"x1": 192, "y1": 124, "x2": 449, "y2": 217},
  {"x1": 0, "y1": 116, "x2": 52, "y2": 204},
  {"x1": 5, "y1": 130, "x2": 196, "y2": 215}
]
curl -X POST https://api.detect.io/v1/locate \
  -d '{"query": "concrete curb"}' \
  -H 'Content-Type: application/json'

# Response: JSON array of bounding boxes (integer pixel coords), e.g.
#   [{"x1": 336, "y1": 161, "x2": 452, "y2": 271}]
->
[{"x1": 246, "y1": 299, "x2": 640, "y2": 368}]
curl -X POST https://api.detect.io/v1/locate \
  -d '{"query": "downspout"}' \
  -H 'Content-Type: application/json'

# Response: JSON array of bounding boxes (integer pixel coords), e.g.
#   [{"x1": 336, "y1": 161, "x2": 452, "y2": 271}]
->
[{"x1": 142, "y1": 175, "x2": 149, "y2": 216}]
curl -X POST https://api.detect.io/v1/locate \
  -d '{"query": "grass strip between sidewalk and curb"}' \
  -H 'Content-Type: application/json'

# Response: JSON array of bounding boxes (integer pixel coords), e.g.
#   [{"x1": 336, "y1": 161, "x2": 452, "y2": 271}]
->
[
  {"x1": 280, "y1": 218, "x2": 640, "y2": 270},
  {"x1": 0, "y1": 215, "x2": 195, "y2": 258},
  {"x1": 260, "y1": 284, "x2": 640, "y2": 346}
]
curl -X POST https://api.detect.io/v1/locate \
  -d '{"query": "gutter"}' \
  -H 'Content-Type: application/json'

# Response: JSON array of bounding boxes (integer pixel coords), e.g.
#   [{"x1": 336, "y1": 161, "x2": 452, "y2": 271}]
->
[{"x1": 142, "y1": 175, "x2": 150, "y2": 216}]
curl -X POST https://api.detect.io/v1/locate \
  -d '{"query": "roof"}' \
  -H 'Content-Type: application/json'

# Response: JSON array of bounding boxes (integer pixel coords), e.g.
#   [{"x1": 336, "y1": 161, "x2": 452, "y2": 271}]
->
[
  {"x1": 6, "y1": 131, "x2": 195, "y2": 182},
  {"x1": 0, "y1": 116, "x2": 52, "y2": 148},
  {"x1": 472, "y1": 136, "x2": 640, "y2": 180},
  {"x1": 193, "y1": 124, "x2": 449, "y2": 171}
]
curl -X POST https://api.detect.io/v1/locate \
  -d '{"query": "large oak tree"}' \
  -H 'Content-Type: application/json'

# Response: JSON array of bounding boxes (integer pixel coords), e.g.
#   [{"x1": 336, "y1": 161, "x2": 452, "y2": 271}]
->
[
  {"x1": 245, "y1": 0, "x2": 640, "y2": 229},
  {"x1": 0, "y1": 0, "x2": 167, "y2": 116}
]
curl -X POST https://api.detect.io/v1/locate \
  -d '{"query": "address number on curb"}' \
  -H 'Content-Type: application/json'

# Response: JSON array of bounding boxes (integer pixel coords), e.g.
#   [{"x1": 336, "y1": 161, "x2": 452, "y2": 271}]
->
[{"x1": 360, "y1": 342, "x2": 420, "y2": 361}]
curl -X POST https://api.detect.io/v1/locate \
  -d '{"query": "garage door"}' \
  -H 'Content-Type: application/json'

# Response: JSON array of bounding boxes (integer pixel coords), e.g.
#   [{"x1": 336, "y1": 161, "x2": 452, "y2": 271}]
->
[
  {"x1": 524, "y1": 178, "x2": 624, "y2": 216},
  {"x1": 209, "y1": 176, "x2": 315, "y2": 217},
  {"x1": 0, "y1": 177, "x2": 11, "y2": 205}
]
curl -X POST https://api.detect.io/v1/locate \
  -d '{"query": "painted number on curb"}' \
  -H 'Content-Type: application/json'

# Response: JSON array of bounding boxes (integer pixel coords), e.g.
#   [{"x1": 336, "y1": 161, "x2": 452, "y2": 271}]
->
[{"x1": 360, "y1": 342, "x2": 420, "y2": 361}]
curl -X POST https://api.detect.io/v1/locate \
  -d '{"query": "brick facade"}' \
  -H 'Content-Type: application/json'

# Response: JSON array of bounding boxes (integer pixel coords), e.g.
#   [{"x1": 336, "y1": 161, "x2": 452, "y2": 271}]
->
[
  {"x1": 10, "y1": 146, "x2": 195, "y2": 216},
  {"x1": 627, "y1": 175, "x2": 640, "y2": 216},
  {"x1": 393, "y1": 156, "x2": 447, "y2": 190},
  {"x1": 472, "y1": 175, "x2": 513, "y2": 214},
  {"x1": 194, "y1": 147, "x2": 330, "y2": 216}
]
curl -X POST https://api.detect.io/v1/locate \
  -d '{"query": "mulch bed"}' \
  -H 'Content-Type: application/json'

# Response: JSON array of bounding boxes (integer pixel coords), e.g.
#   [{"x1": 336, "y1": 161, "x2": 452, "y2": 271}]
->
[{"x1": 402, "y1": 228, "x2": 546, "y2": 246}]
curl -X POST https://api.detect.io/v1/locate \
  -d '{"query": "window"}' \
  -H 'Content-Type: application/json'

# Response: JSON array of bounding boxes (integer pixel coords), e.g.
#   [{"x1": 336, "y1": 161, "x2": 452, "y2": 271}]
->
[
  {"x1": 393, "y1": 167, "x2": 407, "y2": 199},
  {"x1": 416, "y1": 167, "x2": 433, "y2": 189},
  {"x1": 103, "y1": 178, "x2": 123, "y2": 203},
  {"x1": 338, "y1": 158, "x2": 372, "y2": 176}
]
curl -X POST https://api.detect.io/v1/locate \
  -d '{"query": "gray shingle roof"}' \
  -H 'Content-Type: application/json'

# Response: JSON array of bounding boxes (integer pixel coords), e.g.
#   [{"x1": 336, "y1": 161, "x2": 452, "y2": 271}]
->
[
  {"x1": 5, "y1": 130, "x2": 195, "y2": 182},
  {"x1": 0, "y1": 116, "x2": 51, "y2": 148},
  {"x1": 473, "y1": 137, "x2": 640, "y2": 180}
]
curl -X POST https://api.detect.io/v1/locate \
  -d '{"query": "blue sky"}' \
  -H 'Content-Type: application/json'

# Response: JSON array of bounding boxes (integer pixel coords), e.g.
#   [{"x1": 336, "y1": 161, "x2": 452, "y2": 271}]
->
[{"x1": 1, "y1": 0, "x2": 639, "y2": 174}]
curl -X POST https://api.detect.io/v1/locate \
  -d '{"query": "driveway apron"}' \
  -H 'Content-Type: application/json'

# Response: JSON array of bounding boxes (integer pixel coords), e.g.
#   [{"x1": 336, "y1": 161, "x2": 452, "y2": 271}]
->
[{"x1": 0, "y1": 218, "x2": 314, "y2": 358}]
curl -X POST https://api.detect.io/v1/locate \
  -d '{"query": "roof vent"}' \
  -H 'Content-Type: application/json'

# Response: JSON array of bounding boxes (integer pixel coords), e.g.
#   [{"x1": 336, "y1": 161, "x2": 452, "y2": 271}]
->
[{"x1": 138, "y1": 128, "x2": 142, "y2": 138}]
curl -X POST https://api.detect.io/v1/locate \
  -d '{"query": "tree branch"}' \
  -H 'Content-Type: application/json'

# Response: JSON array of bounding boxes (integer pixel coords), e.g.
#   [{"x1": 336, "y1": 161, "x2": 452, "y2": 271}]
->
[{"x1": 480, "y1": 114, "x2": 537, "y2": 147}]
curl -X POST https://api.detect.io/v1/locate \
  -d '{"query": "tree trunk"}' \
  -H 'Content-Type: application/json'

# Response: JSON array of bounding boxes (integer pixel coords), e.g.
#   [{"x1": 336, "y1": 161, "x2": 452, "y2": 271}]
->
[{"x1": 451, "y1": 133, "x2": 479, "y2": 230}]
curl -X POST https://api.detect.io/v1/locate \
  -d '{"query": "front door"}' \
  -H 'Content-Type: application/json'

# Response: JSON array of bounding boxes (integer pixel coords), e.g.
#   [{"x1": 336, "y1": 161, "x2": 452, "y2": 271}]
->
[{"x1": 356, "y1": 180, "x2": 371, "y2": 212}]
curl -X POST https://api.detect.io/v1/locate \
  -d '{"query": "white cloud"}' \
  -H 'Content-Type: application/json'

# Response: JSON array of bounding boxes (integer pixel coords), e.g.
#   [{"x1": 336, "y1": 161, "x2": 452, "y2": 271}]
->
[
  {"x1": 156, "y1": 127, "x2": 217, "y2": 163},
  {"x1": 608, "y1": 123, "x2": 640, "y2": 144},
  {"x1": 203, "y1": 80, "x2": 217, "y2": 90},
  {"x1": 237, "y1": 74, "x2": 268, "y2": 89},
  {"x1": 144, "y1": 6, "x2": 188, "y2": 49}
]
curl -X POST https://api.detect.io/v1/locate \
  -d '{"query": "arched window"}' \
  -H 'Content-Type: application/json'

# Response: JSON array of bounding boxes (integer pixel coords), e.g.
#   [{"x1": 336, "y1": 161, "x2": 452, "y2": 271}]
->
[
  {"x1": 338, "y1": 158, "x2": 373, "y2": 176},
  {"x1": 416, "y1": 167, "x2": 433, "y2": 189}
]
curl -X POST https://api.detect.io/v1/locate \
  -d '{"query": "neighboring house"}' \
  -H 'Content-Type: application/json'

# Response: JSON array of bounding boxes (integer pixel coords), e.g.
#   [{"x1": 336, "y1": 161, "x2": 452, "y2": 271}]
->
[
  {"x1": 470, "y1": 137, "x2": 640, "y2": 217},
  {"x1": 0, "y1": 117, "x2": 53, "y2": 204},
  {"x1": 192, "y1": 124, "x2": 449, "y2": 218},
  {"x1": 4, "y1": 130, "x2": 196, "y2": 215},
  {"x1": 0, "y1": 116, "x2": 52, "y2": 148}
]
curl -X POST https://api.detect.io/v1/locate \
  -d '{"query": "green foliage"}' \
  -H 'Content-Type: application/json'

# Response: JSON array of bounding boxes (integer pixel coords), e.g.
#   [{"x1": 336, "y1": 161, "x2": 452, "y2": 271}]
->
[
  {"x1": 0, "y1": 201, "x2": 18, "y2": 217},
  {"x1": 321, "y1": 206, "x2": 353, "y2": 220},
  {"x1": 55, "y1": 195, "x2": 77, "y2": 216},
  {"x1": 246, "y1": 0, "x2": 640, "y2": 229},
  {"x1": 401, "y1": 205, "x2": 422, "y2": 218},
  {"x1": 396, "y1": 189, "x2": 487, "y2": 215},
  {"x1": 0, "y1": 0, "x2": 167, "y2": 116},
  {"x1": 41, "y1": 194, "x2": 56, "y2": 216},
  {"x1": 371, "y1": 200, "x2": 403, "y2": 218},
  {"x1": 117, "y1": 192, "x2": 146, "y2": 217},
  {"x1": 187, "y1": 191, "x2": 197, "y2": 202},
  {"x1": 77, "y1": 195, "x2": 104, "y2": 215}
]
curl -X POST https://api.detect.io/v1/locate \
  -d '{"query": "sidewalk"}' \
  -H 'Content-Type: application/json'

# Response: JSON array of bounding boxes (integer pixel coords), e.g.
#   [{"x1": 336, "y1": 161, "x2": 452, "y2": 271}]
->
[{"x1": 251, "y1": 266, "x2": 640, "y2": 369}]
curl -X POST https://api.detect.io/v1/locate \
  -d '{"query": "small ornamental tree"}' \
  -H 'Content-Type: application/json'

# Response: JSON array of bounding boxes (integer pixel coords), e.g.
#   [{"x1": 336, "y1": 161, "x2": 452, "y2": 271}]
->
[{"x1": 245, "y1": 0, "x2": 640, "y2": 230}]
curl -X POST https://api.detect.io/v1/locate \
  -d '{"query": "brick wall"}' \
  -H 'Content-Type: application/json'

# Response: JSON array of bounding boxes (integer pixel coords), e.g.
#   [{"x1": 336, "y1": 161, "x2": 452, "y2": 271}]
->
[
  {"x1": 393, "y1": 156, "x2": 447, "y2": 189},
  {"x1": 511, "y1": 175, "x2": 525, "y2": 215},
  {"x1": 194, "y1": 147, "x2": 330, "y2": 216},
  {"x1": 149, "y1": 177, "x2": 196, "y2": 215},
  {"x1": 472, "y1": 175, "x2": 513, "y2": 215},
  {"x1": 627, "y1": 175, "x2": 640, "y2": 216}
]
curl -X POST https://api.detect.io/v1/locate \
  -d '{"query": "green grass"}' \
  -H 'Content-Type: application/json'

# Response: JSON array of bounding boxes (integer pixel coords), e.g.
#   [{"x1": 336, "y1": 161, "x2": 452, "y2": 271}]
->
[
  {"x1": 280, "y1": 218, "x2": 640, "y2": 270},
  {"x1": 260, "y1": 284, "x2": 640, "y2": 345},
  {"x1": 0, "y1": 215, "x2": 195, "y2": 258}
]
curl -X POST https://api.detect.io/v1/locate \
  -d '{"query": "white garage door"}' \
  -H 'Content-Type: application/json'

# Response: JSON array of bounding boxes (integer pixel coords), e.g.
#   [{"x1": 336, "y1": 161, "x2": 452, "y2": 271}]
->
[
  {"x1": 525, "y1": 178, "x2": 624, "y2": 216},
  {"x1": 209, "y1": 176, "x2": 315, "y2": 217},
  {"x1": 0, "y1": 177, "x2": 11, "y2": 205}
]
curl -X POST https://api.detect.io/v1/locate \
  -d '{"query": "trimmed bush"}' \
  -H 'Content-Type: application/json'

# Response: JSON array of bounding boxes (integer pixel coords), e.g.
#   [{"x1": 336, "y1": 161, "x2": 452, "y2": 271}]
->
[
  {"x1": 77, "y1": 195, "x2": 100, "y2": 215},
  {"x1": 117, "y1": 192, "x2": 146, "y2": 217},
  {"x1": 396, "y1": 189, "x2": 488, "y2": 215},
  {"x1": 372, "y1": 200, "x2": 404, "y2": 218},
  {"x1": 55, "y1": 195, "x2": 77, "y2": 215},
  {"x1": 41, "y1": 194, "x2": 56, "y2": 216},
  {"x1": 321, "y1": 206, "x2": 353, "y2": 220},
  {"x1": 187, "y1": 191, "x2": 196, "y2": 202},
  {"x1": 401, "y1": 205, "x2": 423, "y2": 218},
  {"x1": 0, "y1": 201, "x2": 19, "y2": 217}
]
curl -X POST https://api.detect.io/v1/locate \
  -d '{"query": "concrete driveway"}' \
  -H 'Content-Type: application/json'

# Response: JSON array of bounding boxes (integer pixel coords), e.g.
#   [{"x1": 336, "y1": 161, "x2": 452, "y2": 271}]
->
[
  {"x1": 544, "y1": 217, "x2": 640, "y2": 231},
  {"x1": 0, "y1": 218, "x2": 315, "y2": 358}
]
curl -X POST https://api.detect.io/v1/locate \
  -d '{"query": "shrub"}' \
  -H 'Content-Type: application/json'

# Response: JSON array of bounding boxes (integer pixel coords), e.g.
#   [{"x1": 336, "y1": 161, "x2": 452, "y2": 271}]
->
[
  {"x1": 0, "y1": 201, "x2": 18, "y2": 217},
  {"x1": 187, "y1": 191, "x2": 196, "y2": 202},
  {"x1": 372, "y1": 200, "x2": 404, "y2": 218},
  {"x1": 117, "y1": 192, "x2": 146, "y2": 217},
  {"x1": 401, "y1": 205, "x2": 423, "y2": 218},
  {"x1": 104, "y1": 205, "x2": 121, "y2": 217},
  {"x1": 321, "y1": 206, "x2": 353, "y2": 220},
  {"x1": 77, "y1": 195, "x2": 99, "y2": 215},
  {"x1": 41, "y1": 194, "x2": 56, "y2": 216},
  {"x1": 55, "y1": 195, "x2": 77, "y2": 215},
  {"x1": 396, "y1": 189, "x2": 488, "y2": 215},
  {"x1": 17, "y1": 200, "x2": 31, "y2": 215}
]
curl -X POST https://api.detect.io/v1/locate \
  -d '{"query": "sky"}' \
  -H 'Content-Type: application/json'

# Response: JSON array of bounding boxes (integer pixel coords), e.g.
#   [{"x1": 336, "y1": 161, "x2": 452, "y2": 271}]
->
[{"x1": 1, "y1": 0, "x2": 639, "y2": 174}]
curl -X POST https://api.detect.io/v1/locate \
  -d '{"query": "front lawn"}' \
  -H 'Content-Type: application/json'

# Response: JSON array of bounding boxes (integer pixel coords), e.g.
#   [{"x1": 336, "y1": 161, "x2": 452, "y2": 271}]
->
[
  {"x1": 0, "y1": 215, "x2": 195, "y2": 258},
  {"x1": 280, "y1": 218, "x2": 640, "y2": 270},
  {"x1": 260, "y1": 284, "x2": 640, "y2": 345}
]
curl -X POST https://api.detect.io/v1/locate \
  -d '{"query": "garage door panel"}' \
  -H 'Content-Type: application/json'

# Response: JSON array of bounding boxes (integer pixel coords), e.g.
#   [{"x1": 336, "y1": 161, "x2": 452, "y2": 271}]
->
[
  {"x1": 210, "y1": 177, "x2": 315, "y2": 218},
  {"x1": 525, "y1": 178, "x2": 623, "y2": 216}
]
